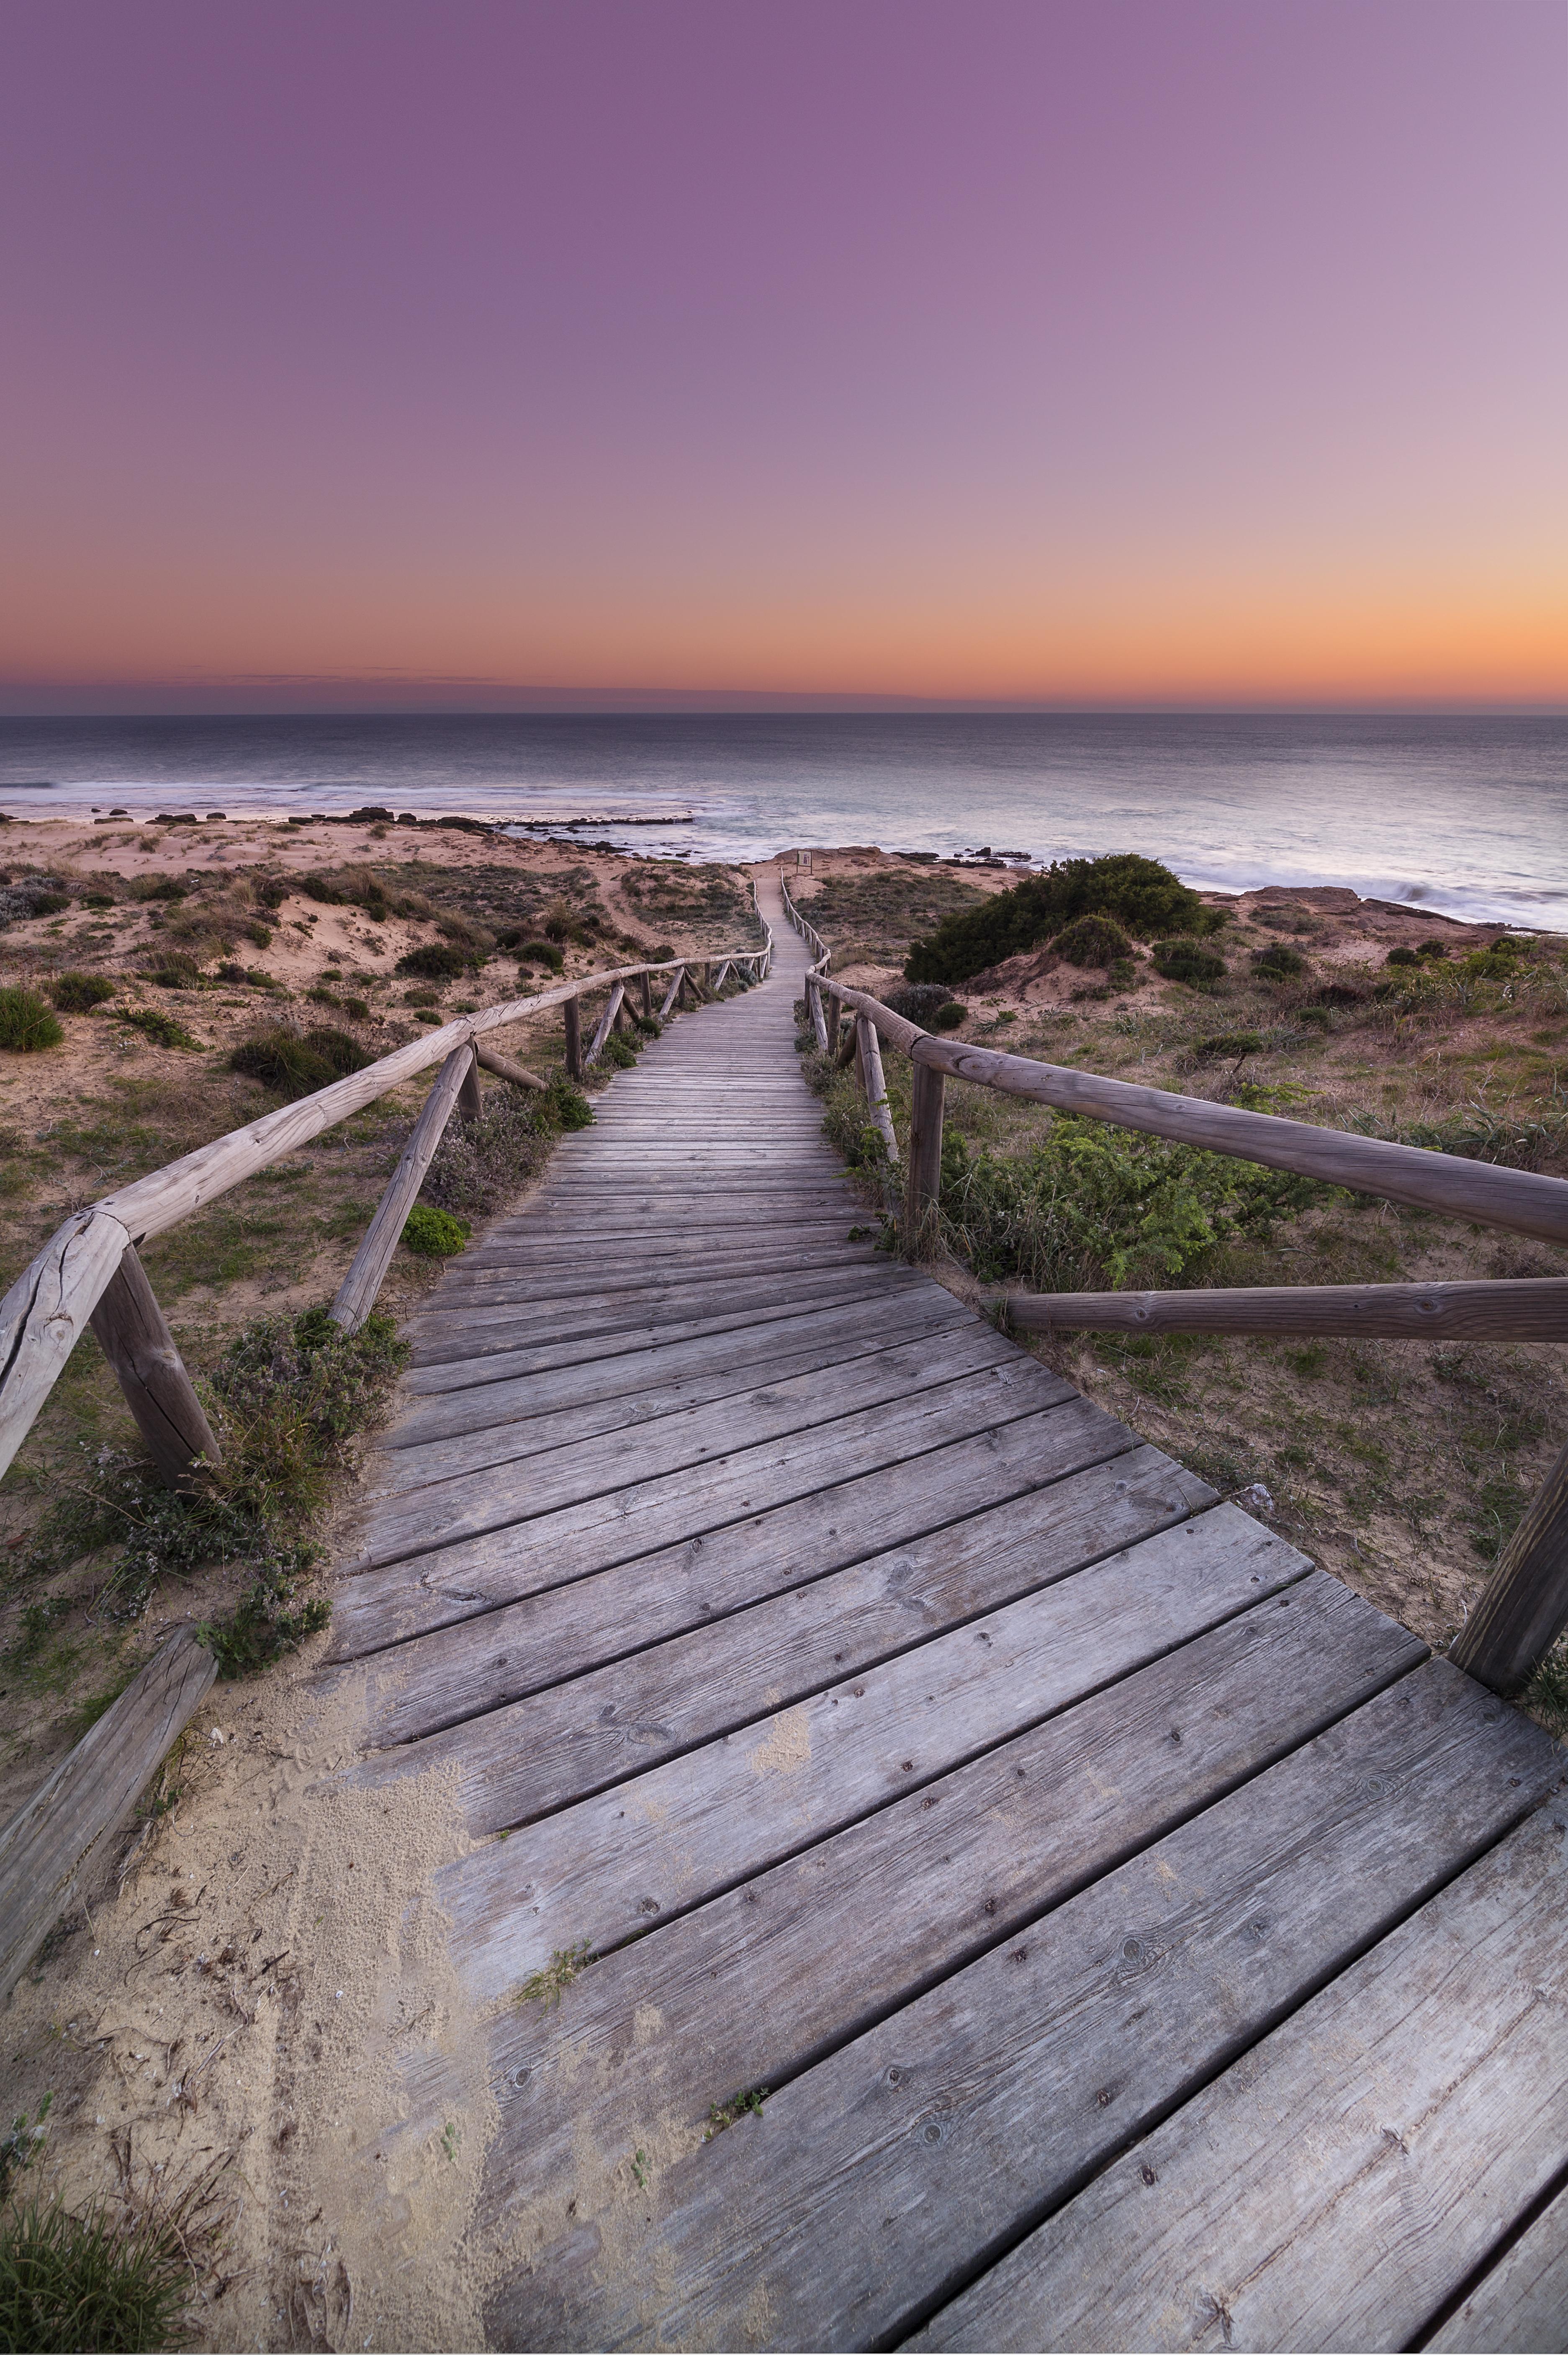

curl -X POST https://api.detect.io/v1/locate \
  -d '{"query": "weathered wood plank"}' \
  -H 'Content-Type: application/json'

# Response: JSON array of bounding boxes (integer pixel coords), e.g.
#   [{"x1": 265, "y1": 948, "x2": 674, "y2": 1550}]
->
[
  {"x1": 490, "y1": 1662, "x2": 1560, "y2": 2352},
  {"x1": 404, "y1": 1262, "x2": 921, "y2": 1366},
  {"x1": 0, "y1": 1627, "x2": 216, "y2": 2002},
  {"x1": 328, "y1": 1390, "x2": 1131, "y2": 1660},
  {"x1": 399, "y1": 1276, "x2": 911, "y2": 1393},
  {"x1": 422, "y1": 1238, "x2": 883, "y2": 1309},
  {"x1": 381, "y1": 1285, "x2": 974, "y2": 1450},
  {"x1": 435, "y1": 1505, "x2": 1314, "y2": 2000},
  {"x1": 1450, "y1": 1434, "x2": 1568, "y2": 1696},
  {"x1": 354, "y1": 1440, "x2": 1216, "y2": 1761},
  {"x1": 369, "y1": 1315, "x2": 1016, "y2": 1502},
  {"x1": 342, "y1": 1355, "x2": 1087, "y2": 1620},
  {"x1": 1428, "y1": 2179, "x2": 1568, "y2": 2352},
  {"x1": 422, "y1": 1575, "x2": 1421, "y2": 2246},
  {"x1": 0, "y1": 1208, "x2": 130, "y2": 1482},
  {"x1": 919, "y1": 1803, "x2": 1568, "y2": 2355}
]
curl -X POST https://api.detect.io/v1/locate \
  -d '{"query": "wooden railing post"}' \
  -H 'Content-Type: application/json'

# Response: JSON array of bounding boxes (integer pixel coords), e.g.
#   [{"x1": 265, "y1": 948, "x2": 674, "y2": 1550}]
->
[
  {"x1": 905, "y1": 1057, "x2": 946, "y2": 1252},
  {"x1": 658, "y1": 966, "x2": 685, "y2": 1020},
  {"x1": 89, "y1": 1244, "x2": 222, "y2": 1487},
  {"x1": 330, "y1": 1044, "x2": 475, "y2": 1333},
  {"x1": 856, "y1": 1016, "x2": 899, "y2": 1165},
  {"x1": 639, "y1": 970, "x2": 652, "y2": 1018},
  {"x1": 563, "y1": 992, "x2": 583, "y2": 1081},
  {"x1": 806, "y1": 975, "x2": 829, "y2": 1053},
  {"x1": 456, "y1": 1044, "x2": 483, "y2": 1129},
  {"x1": 1450, "y1": 1438, "x2": 1568, "y2": 1697}
]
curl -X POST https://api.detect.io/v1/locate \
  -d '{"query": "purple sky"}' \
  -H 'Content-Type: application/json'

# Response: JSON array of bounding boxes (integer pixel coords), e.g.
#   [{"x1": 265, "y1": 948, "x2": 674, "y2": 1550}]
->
[{"x1": 2, "y1": 0, "x2": 1563, "y2": 707}]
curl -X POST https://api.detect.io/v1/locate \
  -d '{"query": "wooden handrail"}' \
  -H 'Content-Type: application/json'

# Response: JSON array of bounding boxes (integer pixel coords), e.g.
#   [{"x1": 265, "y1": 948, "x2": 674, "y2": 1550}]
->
[
  {"x1": 0, "y1": 932, "x2": 770, "y2": 1484},
  {"x1": 786, "y1": 894, "x2": 1568, "y2": 1699}
]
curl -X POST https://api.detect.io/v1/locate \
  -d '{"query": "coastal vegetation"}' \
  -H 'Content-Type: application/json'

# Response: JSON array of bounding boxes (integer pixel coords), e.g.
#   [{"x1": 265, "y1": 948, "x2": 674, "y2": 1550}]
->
[
  {"x1": 903, "y1": 851, "x2": 1220, "y2": 985},
  {"x1": 0, "y1": 819, "x2": 760, "y2": 1823},
  {"x1": 796, "y1": 856, "x2": 1568, "y2": 1710}
]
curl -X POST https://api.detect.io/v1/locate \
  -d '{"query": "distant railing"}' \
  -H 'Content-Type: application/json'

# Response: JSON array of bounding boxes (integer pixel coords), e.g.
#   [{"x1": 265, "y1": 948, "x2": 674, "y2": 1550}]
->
[
  {"x1": 0, "y1": 897, "x2": 772, "y2": 2000},
  {"x1": 778, "y1": 867, "x2": 1568, "y2": 1700}
]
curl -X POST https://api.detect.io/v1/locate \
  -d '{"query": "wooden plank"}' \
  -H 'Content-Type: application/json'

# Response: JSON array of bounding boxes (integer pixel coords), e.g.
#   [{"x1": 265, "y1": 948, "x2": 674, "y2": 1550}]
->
[
  {"x1": 348, "y1": 1343, "x2": 1071, "y2": 1573},
  {"x1": 434, "y1": 1504, "x2": 1314, "y2": 2001},
  {"x1": 380, "y1": 1285, "x2": 974, "y2": 1450},
  {"x1": 329, "y1": 1042, "x2": 473, "y2": 1333},
  {"x1": 492, "y1": 1661, "x2": 1561, "y2": 2353},
  {"x1": 919, "y1": 1803, "x2": 1568, "y2": 2355},
  {"x1": 355, "y1": 1440, "x2": 1216, "y2": 1758},
  {"x1": 399, "y1": 1275, "x2": 911, "y2": 1393},
  {"x1": 563, "y1": 990, "x2": 581, "y2": 1079},
  {"x1": 365, "y1": 1317, "x2": 1018, "y2": 1506},
  {"x1": 423, "y1": 1238, "x2": 883, "y2": 1309},
  {"x1": 87, "y1": 1242, "x2": 222, "y2": 1484},
  {"x1": 402, "y1": 1263, "x2": 924, "y2": 1365},
  {"x1": 415, "y1": 1574, "x2": 1419, "y2": 2241},
  {"x1": 327, "y1": 1390, "x2": 1133, "y2": 1661},
  {"x1": 858, "y1": 1014, "x2": 900, "y2": 1162},
  {"x1": 0, "y1": 1627, "x2": 216, "y2": 2001},
  {"x1": 1001, "y1": 1275, "x2": 1568, "y2": 1341},
  {"x1": 905, "y1": 1058, "x2": 946, "y2": 1245},
  {"x1": 1428, "y1": 2180, "x2": 1568, "y2": 2352}
]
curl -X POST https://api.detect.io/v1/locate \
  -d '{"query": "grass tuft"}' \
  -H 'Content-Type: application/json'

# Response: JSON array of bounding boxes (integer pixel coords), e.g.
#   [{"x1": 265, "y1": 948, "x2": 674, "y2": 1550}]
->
[
  {"x1": 0, "y1": 987, "x2": 64, "y2": 1053},
  {"x1": 517, "y1": 1940, "x2": 594, "y2": 2008},
  {"x1": 402, "y1": 1204, "x2": 470, "y2": 1257},
  {"x1": 48, "y1": 972, "x2": 116, "y2": 1014}
]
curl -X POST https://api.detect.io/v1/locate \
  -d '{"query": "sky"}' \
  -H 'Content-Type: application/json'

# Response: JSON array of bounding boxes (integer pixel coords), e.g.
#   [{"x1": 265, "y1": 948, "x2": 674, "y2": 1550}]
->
[{"x1": 1, "y1": 0, "x2": 1564, "y2": 712}]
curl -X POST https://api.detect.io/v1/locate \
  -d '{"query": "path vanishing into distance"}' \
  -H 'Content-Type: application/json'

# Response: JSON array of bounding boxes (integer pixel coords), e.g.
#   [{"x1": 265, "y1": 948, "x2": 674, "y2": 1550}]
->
[{"x1": 323, "y1": 872, "x2": 1568, "y2": 2352}]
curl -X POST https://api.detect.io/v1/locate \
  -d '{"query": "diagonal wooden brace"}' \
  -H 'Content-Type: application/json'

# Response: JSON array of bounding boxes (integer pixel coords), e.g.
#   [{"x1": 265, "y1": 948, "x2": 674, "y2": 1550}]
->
[{"x1": 89, "y1": 1243, "x2": 222, "y2": 1488}]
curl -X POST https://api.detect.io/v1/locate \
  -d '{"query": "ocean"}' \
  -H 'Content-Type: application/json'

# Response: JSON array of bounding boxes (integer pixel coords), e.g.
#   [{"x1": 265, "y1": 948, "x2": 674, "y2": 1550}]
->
[{"x1": 0, "y1": 711, "x2": 1563, "y2": 929}]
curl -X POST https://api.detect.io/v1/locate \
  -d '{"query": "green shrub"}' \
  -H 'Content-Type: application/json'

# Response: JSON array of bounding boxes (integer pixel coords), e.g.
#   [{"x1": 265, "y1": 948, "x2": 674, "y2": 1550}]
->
[
  {"x1": 49, "y1": 972, "x2": 117, "y2": 1012},
  {"x1": 139, "y1": 949, "x2": 206, "y2": 989},
  {"x1": 1052, "y1": 913, "x2": 1134, "y2": 968},
  {"x1": 129, "y1": 874, "x2": 188, "y2": 903},
  {"x1": 0, "y1": 987, "x2": 64, "y2": 1051},
  {"x1": 602, "y1": 1032, "x2": 639, "y2": 1067},
  {"x1": 24, "y1": 1308, "x2": 406, "y2": 1624},
  {"x1": 905, "y1": 853, "x2": 1218, "y2": 985},
  {"x1": 551, "y1": 1081, "x2": 594, "y2": 1129},
  {"x1": 403, "y1": 1203, "x2": 470, "y2": 1256},
  {"x1": 0, "y1": 2190, "x2": 191, "y2": 2352},
  {"x1": 931, "y1": 999, "x2": 966, "y2": 1031},
  {"x1": 1385, "y1": 945, "x2": 1421, "y2": 967},
  {"x1": 397, "y1": 941, "x2": 471, "y2": 980},
  {"x1": 1194, "y1": 1030, "x2": 1265, "y2": 1062},
  {"x1": 413, "y1": 1008, "x2": 441, "y2": 1025},
  {"x1": 517, "y1": 940, "x2": 565, "y2": 972},
  {"x1": 230, "y1": 1023, "x2": 370, "y2": 1098},
  {"x1": 1152, "y1": 940, "x2": 1227, "y2": 987},
  {"x1": 1253, "y1": 944, "x2": 1307, "y2": 980},
  {"x1": 119, "y1": 1006, "x2": 203, "y2": 1050},
  {"x1": 939, "y1": 1115, "x2": 1321, "y2": 1291}
]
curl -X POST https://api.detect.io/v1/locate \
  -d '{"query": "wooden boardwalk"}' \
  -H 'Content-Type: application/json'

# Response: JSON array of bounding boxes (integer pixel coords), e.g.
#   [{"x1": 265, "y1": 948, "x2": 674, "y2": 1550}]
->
[{"x1": 328, "y1": 878, "x2": 1568, "y2": 2352}]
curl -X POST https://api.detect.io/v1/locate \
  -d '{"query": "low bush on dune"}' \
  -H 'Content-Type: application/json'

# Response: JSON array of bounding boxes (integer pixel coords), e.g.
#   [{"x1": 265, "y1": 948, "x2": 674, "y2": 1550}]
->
[
  {"x1": 0, "y1": 987, "x2": 64, "y2": 1051},
  {"x1": 938, "y1": 1117, "x2": 1322, "y2": 1293},
  {"x1": 396, "y1": 941, "x2": 473, "y2": 981},
  {"x1": 230, "y1": 1022, "x2": 370, "y2": 1098},
  {"x1": 1051, "y1": 913, "x2": 1134, "y2": 969},
  {"x1": 1152, "y1": 939, "x2": 1227, "y2": 987},
  {"x1": 905, "y1": 854, "x2": 1219, "y2": 985},
  {"x1": 402, "y1": 1203, "x2": 470, "y2": 1257},
  {"x1": 48, "y1": 970, "x2": 116, "y2": 1012}
]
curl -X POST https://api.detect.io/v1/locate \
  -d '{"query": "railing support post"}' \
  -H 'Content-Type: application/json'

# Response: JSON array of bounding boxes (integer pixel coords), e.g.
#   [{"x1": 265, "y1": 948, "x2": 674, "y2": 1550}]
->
[
  {"x1": 856, "y1": 1016, "x2": 899, "y2": 1165},
  {"x1": 330, "y1": 1043, "x2": 475, "y2": 1333},
  {"x1": 89, "y1": 1244, "x2": 222, "y2": 1488},
  {"x1": 563, "y1": 992, "x2": 583, "y2": 1081},
  {"x1": 806, "y1": 975, "x2": 829, "y2": 1053},
  {"x1": 904, "y1": 1056, "x2": 946, "y2": 1255},
  {"x1": 1450, "y1": 1437, "x2": 1568, "y2": 1697},
  {"x1": 456, "y1": 1044, "x2": 483, "y2": 1129},
  {"x1": 639, "y1": 971, "x2": 652, "y2": 1018}
]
